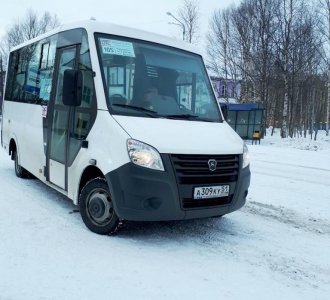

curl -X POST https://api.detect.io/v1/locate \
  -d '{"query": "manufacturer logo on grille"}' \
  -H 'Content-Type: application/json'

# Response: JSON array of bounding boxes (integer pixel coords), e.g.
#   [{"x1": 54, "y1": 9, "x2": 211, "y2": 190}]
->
[{"x1": 208, "y1": 159, "x2": 217, "y2": 172}]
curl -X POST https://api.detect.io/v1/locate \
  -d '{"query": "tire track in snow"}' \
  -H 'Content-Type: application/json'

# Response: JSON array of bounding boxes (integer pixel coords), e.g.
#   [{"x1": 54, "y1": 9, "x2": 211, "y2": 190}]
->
[
  {"x1": 252, "y1": 170, "x2": 330, "y2": 187},
  {"x1": 119, "y1": 210, "x2": 330, "y2": 288},
  {"x1": 243, "y1": 201, "x2": 330, "y2": 235},
  {"x1": 253, "y1": 159, "x2": 330, "y2": 172},
  {"x1": 242, "y1": 202, "x2": 330, "y2": 287},
  {"x1": 262, "y1": 253, "x2": 330, "y2": 288}
]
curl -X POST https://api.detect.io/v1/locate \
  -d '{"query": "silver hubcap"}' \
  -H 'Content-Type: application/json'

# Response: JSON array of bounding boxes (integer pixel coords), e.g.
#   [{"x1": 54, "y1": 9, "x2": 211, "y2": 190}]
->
[{"x1": 87, "y1": 189, "x2": 113, "y2": 225}]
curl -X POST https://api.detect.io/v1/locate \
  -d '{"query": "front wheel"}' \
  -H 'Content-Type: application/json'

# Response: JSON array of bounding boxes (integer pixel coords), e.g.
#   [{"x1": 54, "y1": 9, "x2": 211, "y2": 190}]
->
[{"x1": 79, "y1": 178, "x2": 120, "y2": 235}]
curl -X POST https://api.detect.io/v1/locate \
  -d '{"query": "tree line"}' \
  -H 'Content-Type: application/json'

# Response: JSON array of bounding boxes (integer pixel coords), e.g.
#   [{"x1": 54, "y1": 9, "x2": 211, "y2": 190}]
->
[{"x1": 206, "y1": 0, "x2": 330, "y2": 138}]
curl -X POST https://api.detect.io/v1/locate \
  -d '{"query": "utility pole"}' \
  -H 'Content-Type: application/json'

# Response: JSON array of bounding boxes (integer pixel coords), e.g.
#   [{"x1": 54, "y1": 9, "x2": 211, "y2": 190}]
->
[{"x1": 166, "y1": 11, "x2": 186, "y2": 41}]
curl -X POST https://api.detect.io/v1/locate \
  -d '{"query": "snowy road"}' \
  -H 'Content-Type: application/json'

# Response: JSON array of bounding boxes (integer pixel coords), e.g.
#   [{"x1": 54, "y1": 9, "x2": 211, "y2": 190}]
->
[{"x1": 0, "y1": 135, "x2": 330, "y2": 300}]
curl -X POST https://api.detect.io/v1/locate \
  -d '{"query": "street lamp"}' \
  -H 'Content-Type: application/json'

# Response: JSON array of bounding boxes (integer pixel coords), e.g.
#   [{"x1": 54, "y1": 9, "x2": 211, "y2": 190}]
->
[{"x1": 166, "y1": 11, "x2": 186, "y2": 41}]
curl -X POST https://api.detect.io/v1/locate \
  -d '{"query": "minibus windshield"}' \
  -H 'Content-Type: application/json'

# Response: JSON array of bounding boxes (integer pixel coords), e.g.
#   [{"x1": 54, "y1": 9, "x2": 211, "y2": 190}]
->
[{"x1": 96, "y1": 34, "x2": 222, "y2": 122}]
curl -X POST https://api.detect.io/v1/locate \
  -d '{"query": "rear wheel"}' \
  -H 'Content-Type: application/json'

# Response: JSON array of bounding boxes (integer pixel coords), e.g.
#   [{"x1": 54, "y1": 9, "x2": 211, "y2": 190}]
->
[
  {"x1": 14, "y1": 150, "x2": 30, "y2": 178},
  {"x1": 79, "y1": 178, "x2": 120, "y2": 235}
]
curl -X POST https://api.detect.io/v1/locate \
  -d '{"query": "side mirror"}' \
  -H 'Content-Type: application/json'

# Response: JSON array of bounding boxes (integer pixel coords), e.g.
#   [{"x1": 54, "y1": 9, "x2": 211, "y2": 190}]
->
[
  {"x1": 220, "y1": 103, "x2": 228, "y2": 121},
  {"x1": 63, "y1": 69, "x2": 82, "y2": 106}
]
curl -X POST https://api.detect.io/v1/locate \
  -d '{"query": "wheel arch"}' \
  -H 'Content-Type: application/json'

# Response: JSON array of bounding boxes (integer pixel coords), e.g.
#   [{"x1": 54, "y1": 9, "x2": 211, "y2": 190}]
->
[{"x1": 77, "y1": 165, "x2": 105, "y2": 201}]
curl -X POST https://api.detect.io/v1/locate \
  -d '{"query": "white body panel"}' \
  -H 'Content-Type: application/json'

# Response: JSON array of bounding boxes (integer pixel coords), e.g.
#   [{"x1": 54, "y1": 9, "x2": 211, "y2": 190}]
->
[
  {"x1": 49, "y1": 159, "x2": 65, "y2": 189},
  {"x1": 2, "y1": 102, "x2": 46, "y2": 180},
  {"x1": 113, "y1": 116, "x2": 243, "y2": 154},
  {"x1": 67, "y1": 111, "x2": 130, "y2": 203}
]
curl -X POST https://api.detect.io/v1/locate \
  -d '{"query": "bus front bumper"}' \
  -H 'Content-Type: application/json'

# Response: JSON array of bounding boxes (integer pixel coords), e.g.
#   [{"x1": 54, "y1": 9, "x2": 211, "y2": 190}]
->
[{"x1": 106, "y1": 155, "x2": 250, "y2": 221}]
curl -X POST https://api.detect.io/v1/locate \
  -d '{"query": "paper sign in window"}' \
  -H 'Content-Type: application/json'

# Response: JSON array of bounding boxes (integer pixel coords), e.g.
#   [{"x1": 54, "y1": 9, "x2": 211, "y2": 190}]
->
[{"x1": 100, "y1": 38, "x2": 135, "y2": 57}]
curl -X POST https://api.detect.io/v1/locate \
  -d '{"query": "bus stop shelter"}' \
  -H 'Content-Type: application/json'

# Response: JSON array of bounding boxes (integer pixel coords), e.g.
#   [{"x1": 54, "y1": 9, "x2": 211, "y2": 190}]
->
[{"x1": 226, "y1": 103, "x2": 263, "y2": 140}]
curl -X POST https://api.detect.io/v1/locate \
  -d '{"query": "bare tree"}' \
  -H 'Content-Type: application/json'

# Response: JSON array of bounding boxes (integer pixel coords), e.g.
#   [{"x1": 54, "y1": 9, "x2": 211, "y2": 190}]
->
[
  {"x1": 0, "y1": 9, "x2": 59, "y2": 65},
  {"x1": 250, "y1": 0, "x2": 276, "y2": 134},
  {"x1": 207, "y1": 7, "x2": 239, "y2": 101},
  {"x1": 207, "y1": 0, "x2": 325, "y2": 139},
  {"x1": 273, "y1": 0, "x2": 296, "y2": 138},
  {"x1": 231, "y1": 2, "x2": 255, "y2": 102},
  {"x1": 177, "y1": 0, "x2": 200, "y2": 43},
  {"x1": 318, "y1": 0, "x2": 330, "y2": 135},
  {"x1": 207, "y1": 1, "x2": 276, "y2": 104}
]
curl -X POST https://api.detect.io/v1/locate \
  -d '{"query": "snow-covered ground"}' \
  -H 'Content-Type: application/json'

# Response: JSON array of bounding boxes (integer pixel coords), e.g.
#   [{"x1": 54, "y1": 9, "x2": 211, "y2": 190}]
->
[{"x1": 0, "y1": 129, "x2": 330, "y2": 300}]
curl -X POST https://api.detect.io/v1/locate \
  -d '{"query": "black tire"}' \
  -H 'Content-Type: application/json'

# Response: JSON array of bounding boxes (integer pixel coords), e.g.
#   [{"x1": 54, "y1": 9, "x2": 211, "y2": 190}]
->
[
  {"x1": 79, "y1": 178, "x2": 120, "y2": 235},
  {"x1": 14, "y1": 150, "x2": 30, "y2": 178}
]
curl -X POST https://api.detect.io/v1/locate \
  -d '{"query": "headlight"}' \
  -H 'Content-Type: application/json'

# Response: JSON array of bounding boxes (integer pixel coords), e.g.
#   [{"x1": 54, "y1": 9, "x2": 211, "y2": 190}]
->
[
  {"x1": 127, "y1": 139, "x2": 164, "y2": 171},
  {"x1": 242, "y1": 143, "x2": 250, "y2": 168}
]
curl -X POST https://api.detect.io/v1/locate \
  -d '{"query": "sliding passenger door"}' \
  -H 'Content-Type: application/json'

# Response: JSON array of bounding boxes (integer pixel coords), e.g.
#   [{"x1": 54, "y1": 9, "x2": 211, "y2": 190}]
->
[{"x1": 48, "y1": 46, "x2": 78, "y2": 189}]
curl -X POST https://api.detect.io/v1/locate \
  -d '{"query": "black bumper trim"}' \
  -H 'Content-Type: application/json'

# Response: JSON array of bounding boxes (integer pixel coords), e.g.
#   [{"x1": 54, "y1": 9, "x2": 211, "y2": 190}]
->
[{"x1": 105, "y1": 154, "x2": 250, "y2": 221}]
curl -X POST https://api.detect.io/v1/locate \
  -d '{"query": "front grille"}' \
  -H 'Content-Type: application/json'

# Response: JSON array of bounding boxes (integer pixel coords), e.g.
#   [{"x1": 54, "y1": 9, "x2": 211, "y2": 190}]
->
[
  {"x1": 170, "y1": 154, "x2": 240, "y2": 209},
  {"x1": 171, "y1": 154, "x2": 240, "y2": 184}
]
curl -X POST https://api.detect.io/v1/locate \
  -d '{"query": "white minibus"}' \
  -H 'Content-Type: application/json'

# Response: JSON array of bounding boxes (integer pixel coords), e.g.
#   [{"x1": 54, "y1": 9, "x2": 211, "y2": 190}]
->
[{"x1": 1, "y1": 21, "x2": 250, "y2": 234}]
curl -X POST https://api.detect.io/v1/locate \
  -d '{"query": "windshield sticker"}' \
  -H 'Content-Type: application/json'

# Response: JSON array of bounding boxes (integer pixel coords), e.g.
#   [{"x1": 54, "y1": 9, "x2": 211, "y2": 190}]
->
[{"x1": 100, "y1": 38, "x2": 135, "y2": 57}]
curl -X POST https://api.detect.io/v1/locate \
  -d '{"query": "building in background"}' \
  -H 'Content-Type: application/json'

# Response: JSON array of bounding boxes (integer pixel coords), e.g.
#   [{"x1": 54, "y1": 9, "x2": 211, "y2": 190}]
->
[
  {"x1": 211, "y1": 77, "x2": 241, "y2": 103},
  {"x1": 210, "y1": 77, "x2": 263, "y2": 139}
]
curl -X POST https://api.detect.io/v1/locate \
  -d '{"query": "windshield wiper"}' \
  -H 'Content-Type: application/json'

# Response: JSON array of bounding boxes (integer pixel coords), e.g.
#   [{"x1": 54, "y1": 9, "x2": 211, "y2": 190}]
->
[
  {"x1": 162, "y1": 114, "x2": 199, "y2": 120},
  {"x1": 162, "y1": 114, "x2": 218, "y2": 122},
  {"x1": 112, "y1": 104, "x2": 159, "y2": 118}
]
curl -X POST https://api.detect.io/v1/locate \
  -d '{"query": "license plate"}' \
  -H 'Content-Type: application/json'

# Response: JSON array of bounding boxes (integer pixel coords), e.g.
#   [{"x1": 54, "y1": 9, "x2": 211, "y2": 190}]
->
[{"x1": 193, "y1": 185, "x2": 230, "y2": 199}]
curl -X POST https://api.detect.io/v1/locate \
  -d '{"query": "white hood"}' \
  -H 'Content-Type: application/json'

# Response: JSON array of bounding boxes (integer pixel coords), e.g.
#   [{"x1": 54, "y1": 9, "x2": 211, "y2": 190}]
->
[{"x1": 113, "y1": 116, "x2": 244, "y2": 155}]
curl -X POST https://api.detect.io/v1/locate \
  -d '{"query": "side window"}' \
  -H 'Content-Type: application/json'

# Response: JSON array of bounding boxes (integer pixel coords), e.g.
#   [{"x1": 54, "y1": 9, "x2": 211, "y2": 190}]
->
[
  {"x1": 11, "y1": 47, "x2": 29, "y2": 102},
  {"x1": 4, "y1": 35, "x2": 58, "y2": 104},
  {"x1": 24, "y1": 43, "x2": 41, "y2": 103},
  {"x1": 55, "y1": 47, "x2": 77, "y2": 105},
  {"x1": 79, "y1": 34, "x2": 94, "y2": 108},
  {"x1": 40, "y1": 43, "x2": 50, "y2": 69},
  {"x1": 68, "y1": 32, "x2": 96, "y2": 164},
  {"x1": 4, "y1": 51, "x2": 18, "y2": 100},
  {"x1": 39, "y1": 36, "x2": 57, "y2": 103},
  {"x1": 8, "y1": 44, "x2": 41, "y2": 103},
  {"x1": 72, "y1": 33, "x2": 95, "y2": 141},
  {"x1": 50, "y1": 46, "x2": 77, "y2": 163}
]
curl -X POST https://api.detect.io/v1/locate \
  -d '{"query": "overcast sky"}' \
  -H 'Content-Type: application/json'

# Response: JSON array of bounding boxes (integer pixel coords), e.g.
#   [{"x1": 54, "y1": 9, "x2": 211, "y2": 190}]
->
[{"x1": 0, "y1": 0, "x2": 240, "y2": 52}]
